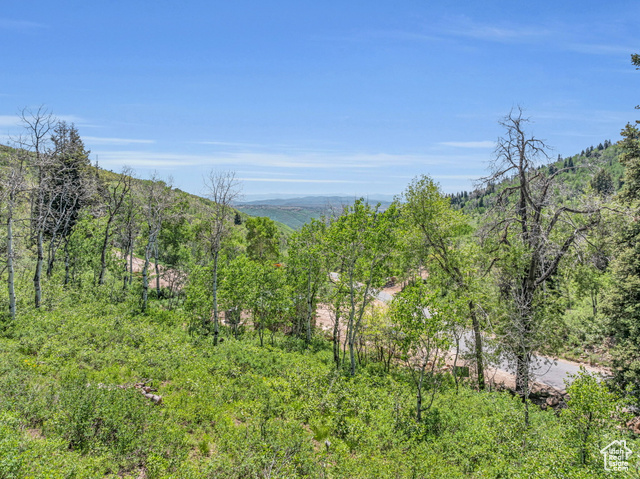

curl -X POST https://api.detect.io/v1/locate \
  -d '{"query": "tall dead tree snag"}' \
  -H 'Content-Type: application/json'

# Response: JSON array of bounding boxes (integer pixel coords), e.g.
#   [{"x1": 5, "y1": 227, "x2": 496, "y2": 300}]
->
[
  {"x1": 20, "y1": 107, "x2": 55, "y2": 308},
  {"x1": 203, "y1": 170, "x2": 241, "y2": 345},
  {"x1": 97, "y1": 167, "x2": 132, "y2": 285},
  {"x1": 481, "y1": 109, "x2": 600, "y2": 423},
  {"x1": 117, "y1": 186, "x2": 141, "y2": 290},
  {"x1": 140, "y1": 174, "x2": 174, "y2": 312}
]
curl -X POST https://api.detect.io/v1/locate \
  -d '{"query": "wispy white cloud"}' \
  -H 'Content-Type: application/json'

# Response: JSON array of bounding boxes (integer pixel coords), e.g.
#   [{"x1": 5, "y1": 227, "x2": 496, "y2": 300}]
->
[
  {"x1": 0, "y1": 114, "x2": 97, "y2": 137},
  {"x1": 94, "y1": 149, "x2": 445, "y2": 170},
  {"x1": 440, "y1": 17, "x2": 550, "y2": 43},
  {"x1": 336, "y1": 29, "x2": 443, "y2": 44},
  {"x1": 415, "y1": 17, "x2": 632, "y2": 57},
  {"x1": 238, "y1": 178, "x2": 370, "y2": 184},
  {"x1": 434, "y1": 174, "x2": 481, "y2": 180},
  {"x1": 565, "y1": 43, "x2": 636, "y2": 56},
  {"x1": 196, "y1": 140, "x2": 346, "y2": 155},
  {"x1": 450, "y1": 25, "x2": 548, "y2": 42},
  {"x1": 439, "y1": 141, "x2": 494, "y2": 148},
  {"x1": 196, "y1": 140, "x2": 278, "y2": 148},
  {"x1": 0, "y1": 115, "x2": 21, "y2": 128},
  {"x1": 57, "y1": 114, "x2": 97, "y2": 128},
  {"x1": 532, "y1": 109, "x2": 633, "y2": 124},
  {"x1": 83, "y1": 136, "x2": 155, "y2": 145},
  {"x1": 92, "y1": 151, "x2": 204, "y2": 169},
  {"x1": 0, "y1": 19, "x2": 45, "y2": 30}
]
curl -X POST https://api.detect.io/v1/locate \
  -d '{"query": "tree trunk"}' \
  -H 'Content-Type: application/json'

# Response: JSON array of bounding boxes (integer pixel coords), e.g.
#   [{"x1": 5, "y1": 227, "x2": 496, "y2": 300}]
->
[
  {"x1": 470, "y1": 301, "x2": 485, "y2": 390},
  {"x1": 348, "y1": 330, "x2": 356, "y2": 376},
  {"x1": 258, "y1": 313, "x2": 265, "y2": 347},
  {"x1": 122, "y1": 245, "x2": 129, "y2": 290},
  {"x1": 34, "y1": 230, "x2": 43, "y2": 308},
  {"x1": 332, "y1": 311, "x2": 341, "y2": 369},
  {"x1": 154, "y1": 242, "x2": 160, "y2": 295},
  {"x1": 64, "y1": 241, "x2": 70, "y2": 286},
  {"x1": 7, "y1": 203, "x2": 16, "y2": 320},
  {"x1": 128, "y1": 239, "x2": 134, "y2": 287},
  {"x1": 305, "y1": 268, "x2": 313, "y2": 345},
  {"x1": 98, "y1": 216, "x2": 114, "y2": 285},
  {"x1": 348, "y1": 294, "x2": 356, "y2": 376},
  {"x1": 46, "y1": 231, "x2": 60, "y2": 278},
  {"x1": 416, "y1": 365, "x2": 425, "y2": 423},
  {"x1": 581, "y1": 413, "x2": 592, "y2": 465},
  {"x1": 452, "y1": 336, "x2": 460, "y2": 394},
  {"x1": 515, "y1": 350, "x2": 530, "y2": 395},
  {"x1": 142, "y1": 241, "x2": 151, "y2": 312},
  {"x1": 212, "y1": 249, "x2": 220, "y2": 344}
]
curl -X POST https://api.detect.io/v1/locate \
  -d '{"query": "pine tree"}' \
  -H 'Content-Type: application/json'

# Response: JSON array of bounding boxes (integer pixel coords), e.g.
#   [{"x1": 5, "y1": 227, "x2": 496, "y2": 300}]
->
[
  {"x1": 590, "y1": 168, "x2": 614, "y2": 197},
  {"x1": 43, "y1": 122, "x2": 94, "y2": 276}
]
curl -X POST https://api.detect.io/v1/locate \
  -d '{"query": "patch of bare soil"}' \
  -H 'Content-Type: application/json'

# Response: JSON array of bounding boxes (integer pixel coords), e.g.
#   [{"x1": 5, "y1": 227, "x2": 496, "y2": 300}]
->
[
  {"x1": 118, "y1": 252, "x2": 186, "y2": 291},
  {"x1": 25, "y1": 428, "x2": 44, "y2": 440}
]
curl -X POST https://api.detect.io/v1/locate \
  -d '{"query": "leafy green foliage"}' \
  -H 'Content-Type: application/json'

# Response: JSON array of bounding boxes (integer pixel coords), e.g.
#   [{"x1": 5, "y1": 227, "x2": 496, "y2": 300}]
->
[
  {"x1": 245, "y1": 216, "x2": 281, "y2": 262},
  {"x1": 0, "y1": 266, "x2": 631, "y2": 477}
]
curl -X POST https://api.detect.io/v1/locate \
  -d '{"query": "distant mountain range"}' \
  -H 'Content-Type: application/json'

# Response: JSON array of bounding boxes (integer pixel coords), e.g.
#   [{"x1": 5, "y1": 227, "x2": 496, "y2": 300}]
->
[{"x1": 235, "y1": 195, "x2": 393, "y2": 230}]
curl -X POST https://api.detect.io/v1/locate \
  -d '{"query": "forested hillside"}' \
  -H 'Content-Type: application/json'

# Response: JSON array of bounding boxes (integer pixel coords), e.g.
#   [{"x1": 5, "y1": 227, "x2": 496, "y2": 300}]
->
[
  {"x1": 236, "y1": 197, "x2": 392, "y2": 231},
  {"x1": 1, "y1": 97, "x2": 640, "y2": 478},
  {"x1": 449, "y1": 139, "x2": 623, "y2": 213}
]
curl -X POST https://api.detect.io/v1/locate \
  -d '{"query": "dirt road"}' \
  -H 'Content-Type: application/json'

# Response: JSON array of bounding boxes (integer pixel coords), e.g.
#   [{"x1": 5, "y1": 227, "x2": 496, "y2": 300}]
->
[{"x1": 316, "y1": 278, "x2": 606, "y2": 393}]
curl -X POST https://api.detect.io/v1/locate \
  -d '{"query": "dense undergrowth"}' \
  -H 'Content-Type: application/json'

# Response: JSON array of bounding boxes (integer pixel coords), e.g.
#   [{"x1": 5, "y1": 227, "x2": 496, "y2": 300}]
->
[{"x1": 0, "y1": 289, "x2": 635, "y2": 478}]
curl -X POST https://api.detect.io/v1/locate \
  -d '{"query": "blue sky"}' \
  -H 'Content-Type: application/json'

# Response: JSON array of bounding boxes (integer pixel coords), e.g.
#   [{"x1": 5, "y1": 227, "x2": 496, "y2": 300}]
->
[{"x1": 1, "y1": 1, "x2": 638, "y2": 198}]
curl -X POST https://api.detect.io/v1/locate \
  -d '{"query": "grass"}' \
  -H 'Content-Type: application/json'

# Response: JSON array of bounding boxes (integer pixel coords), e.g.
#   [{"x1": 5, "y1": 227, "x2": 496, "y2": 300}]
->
[{"x1": 0, "y1": 291, "x2": 634, "y2": 477}]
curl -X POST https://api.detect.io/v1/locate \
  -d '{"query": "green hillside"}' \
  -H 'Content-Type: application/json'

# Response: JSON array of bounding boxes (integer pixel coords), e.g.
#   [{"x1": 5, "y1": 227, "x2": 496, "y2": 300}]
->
[
  {"x1": 235, "y1": 204, "x2": 324, "y2": 230},
  {"x1": 449, "y1": 139, "x2": 622, "y2": 213},
  {"x1": 0, "y1": 295, "x2": 628, "y2": 478},
  {"x1": 236, "y1": 197, "x2": 393, "y2": 230}
]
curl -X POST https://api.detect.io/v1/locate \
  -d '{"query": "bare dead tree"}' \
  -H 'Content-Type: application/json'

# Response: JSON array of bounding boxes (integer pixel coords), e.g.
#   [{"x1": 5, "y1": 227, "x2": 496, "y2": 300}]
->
[
  {"x1": 97, "y1": 167, "x2": 132, "y2": 285},
  {"x1": 203, "y1": 170, "x2": 241, "y2": 345},
  {"x1": 19, "y1": 107, "x2": 56, "y2": 308},
  {"x1": 139, "y1": 173, "x2": 174, "y2": 312},
  {"x1": 116, "y1": 180, "x2": 141, "y2": 290},
  {"x1": 480, "y1": 108, "x2": 600, "y2": 426}
]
